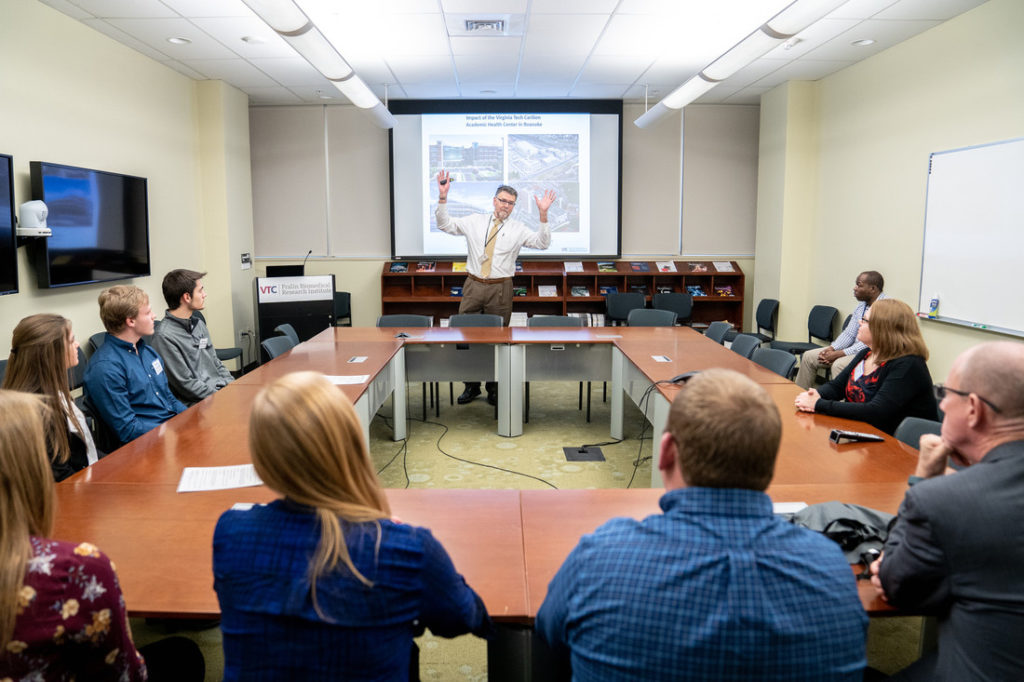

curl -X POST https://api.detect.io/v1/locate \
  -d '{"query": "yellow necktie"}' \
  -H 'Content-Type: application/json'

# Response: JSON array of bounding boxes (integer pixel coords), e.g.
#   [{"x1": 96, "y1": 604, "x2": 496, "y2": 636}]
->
[{"x1": 480, "y1": 217, "x2": 501, "y2": 279}]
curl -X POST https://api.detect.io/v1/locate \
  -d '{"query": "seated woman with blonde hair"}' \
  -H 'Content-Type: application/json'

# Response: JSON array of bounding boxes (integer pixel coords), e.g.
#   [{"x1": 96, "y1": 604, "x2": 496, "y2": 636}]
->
[
  {"x1": 795, "y1": 298, "x2": 937, "y2": 434},
  {"x1": 3, "y1": 314, "x2": 99, "y2": 481},
  {"x1": 213, "y1": 371, "x2": 491, "y2": 681},
  {"x1": 0, "y1": 390, "x2": 203, "y2": 681}
]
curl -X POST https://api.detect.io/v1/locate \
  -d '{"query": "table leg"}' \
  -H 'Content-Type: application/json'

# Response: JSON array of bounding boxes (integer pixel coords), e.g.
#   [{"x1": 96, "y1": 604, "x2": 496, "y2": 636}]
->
[{"x1": 610, "y1": 348, "x2": 624, "y2": 440}]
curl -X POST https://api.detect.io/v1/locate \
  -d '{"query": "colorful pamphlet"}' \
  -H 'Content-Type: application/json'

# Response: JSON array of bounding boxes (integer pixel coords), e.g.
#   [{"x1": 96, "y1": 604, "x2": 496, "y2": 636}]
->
[
  {"x1": 597, "y1": 262, "x2": 617, "y2": 273},
  {"x1": 630, "y1": 262, "x2": 650, "y2": 272},
  {"x1": 389, "y1": 262, "x2": 408, "y2": 273},
  {"x1": 416, "y1": 261, "x2": 436, "y2": 272},
  {"x1": 451, "y1": 262, "x2": 467, "y2": 272},
  {"x1": 655, "y1": 261, "x2": 677, "y2": 273}
]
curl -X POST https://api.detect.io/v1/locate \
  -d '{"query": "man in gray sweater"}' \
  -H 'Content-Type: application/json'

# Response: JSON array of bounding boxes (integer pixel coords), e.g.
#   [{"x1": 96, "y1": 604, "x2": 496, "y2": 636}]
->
[{"x1": 150, "y1": 269, "x2": 234, "y2": 406}]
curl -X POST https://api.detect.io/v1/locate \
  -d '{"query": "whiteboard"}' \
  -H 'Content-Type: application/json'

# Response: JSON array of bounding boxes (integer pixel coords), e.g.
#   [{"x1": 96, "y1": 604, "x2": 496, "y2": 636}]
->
[{"x1": 918, "y1": 137, "x2": 1024, "y2": 337}]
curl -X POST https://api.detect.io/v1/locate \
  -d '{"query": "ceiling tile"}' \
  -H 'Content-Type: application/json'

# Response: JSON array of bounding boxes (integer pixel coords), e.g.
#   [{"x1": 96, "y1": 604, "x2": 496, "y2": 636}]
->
[
  {"x1": 440, "y1": 0, "x2": 528, "y2": 13},
  {"x1": 761, "y1": 18, "x2": 861, "y2": 60},
  {"x1": 805, "y1": 18, "x2": 942, "y2": 62},
  {"x1": 449, "y1": 36, "x2": 524, "y2": 57},
  {"x1": 385, "y1": 55, "x2": 456, "y2": 84},
  {"x1": 531, "y1": 0, "x2": 619, "y2": 13},
  {"x1": 751, "y1": 59, "x2": 856, "y2": 89},
  {"x1": 579, "y1": 55, "x2": 656, "y2": 85},
  {"x1": 71, "y1": 0, "x2": 177, "y2": 18},
  {"x1": 569, "y1": 83, "x2": 630, "y2": 98},
  {"x1": 104, "y1": 18, "x2": 241, "y2": 59},
  {"x1": 517, "y1": 54, "x2": 587, "y2": 82},
  {"x1": 827, "y1": 0, "x2": 900, "y2": 20},
  {"x1": 81, "y1": 19, "x2": 172, "y2": 61},
  {"x1": 190, "y1": 17, "x2": 296, "y2": 59},
  {"x1": 36, "y1": 0, "x2": 95, "y2": 20},
  {"x1": 242, "y1": 87, "x2": 305, "y2": 105},
  {"x1": 453, "y1": 55, "x2": 517, "y2": 82},
  {"x1": 873, "y1": 0, "x2": 986, "y2": 21},
  {"x1": 249, "y1": 58, "x2": 336, "y2": 87},
  {"x1": 180, "y1": 59, "x2": 281, "y2": 87},
  {"x1": 400, "y1": 83, "x2": 463, "y2": 98},
  {"x1": 522, "y1": 14, "x2": 607, "y2": 56},
  {"x1": 457, "y1": 84, "x2": 518, "y2": 98},
  {"x1": 514, "y1": 83, "x2": 575, "y2": 98},
  {"x1": 592, "y1": 14, "x2": 676, "y2": 59},
  {"x1": 161, "y1": 0, "x2": 255, "y2": 18},
  {"x1": 158, "y1": 59, "x2": 208, "y2": 81}
]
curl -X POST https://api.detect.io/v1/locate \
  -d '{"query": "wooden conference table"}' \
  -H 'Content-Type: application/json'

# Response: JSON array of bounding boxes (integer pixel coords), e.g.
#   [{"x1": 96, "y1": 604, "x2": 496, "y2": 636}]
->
[{"x1": 54, "y1": 325, "x2": 920, "y2": 677}]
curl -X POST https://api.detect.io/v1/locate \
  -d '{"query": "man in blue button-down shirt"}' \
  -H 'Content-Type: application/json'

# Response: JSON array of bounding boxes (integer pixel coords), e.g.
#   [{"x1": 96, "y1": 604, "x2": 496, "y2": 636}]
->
[
  {"x1": 536, "y1": 369, "x2": 867, "y2": 681},
  {"x1": 84, "y1": 285, "x2": 186, "y2": 448}
]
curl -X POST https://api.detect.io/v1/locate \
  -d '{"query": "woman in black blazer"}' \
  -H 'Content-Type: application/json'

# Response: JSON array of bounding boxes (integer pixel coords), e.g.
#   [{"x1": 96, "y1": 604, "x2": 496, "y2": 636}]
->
[{"x1": 794, "y1": 298, "x2": 937, "y2": 434}]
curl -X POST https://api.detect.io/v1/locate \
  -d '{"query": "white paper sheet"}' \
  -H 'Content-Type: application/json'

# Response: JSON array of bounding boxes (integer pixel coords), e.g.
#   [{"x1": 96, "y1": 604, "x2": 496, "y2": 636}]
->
[
  {"x1": 325, "y1": 375, "x2": 370, "y2": 385},
  {"x1": 177, "y1": 464, "x2": 263, "y2": 493},
  {"x1": 772, "y1": 502, "x2": 808, "y2": 514}
]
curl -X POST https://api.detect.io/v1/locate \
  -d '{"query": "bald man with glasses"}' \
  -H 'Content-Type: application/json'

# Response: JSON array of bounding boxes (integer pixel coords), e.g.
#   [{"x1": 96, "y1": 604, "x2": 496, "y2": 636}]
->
[
  {"x1": 435, "y1": 172, "x2": 555, "y2": 405},
  {"x1": 870, "y1": 341, "x2": 1024, "y2": 680}
]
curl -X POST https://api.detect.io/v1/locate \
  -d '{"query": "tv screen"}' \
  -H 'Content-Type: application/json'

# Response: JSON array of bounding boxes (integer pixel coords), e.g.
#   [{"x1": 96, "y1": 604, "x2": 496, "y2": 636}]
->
[
  {"x1": 0, "y1": 154, "x2": 17, "y2": 296},
  {"x1": 389, "y1": 100, "x2": 622, "y2": 260},
  {"x1": 30, "y1": 161, "x2": 150, "y2": 288}
]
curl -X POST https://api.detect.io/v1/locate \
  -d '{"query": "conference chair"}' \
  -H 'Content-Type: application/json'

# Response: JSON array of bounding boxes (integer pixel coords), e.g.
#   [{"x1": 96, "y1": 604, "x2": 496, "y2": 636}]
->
[
  {"x1": 334, "y1": 291, "x2": 352, "y2": 327},
  {"x1": 0, "y1": 358, "x2": 6, "y2": 385},
  {"x1": 260, "y1": 335, "x2": 295, "y2": 363},
  {"x1": 193, "y1": 310, "x2": 244, "y2": 371},
  {"x1": 68, "y1": 346, "x2": 87, "y2": 392},
  {"x1": 80, "y1": 392, "x2": 120, "y2": 455},
  {"x1": 894, "y1": 417, "x2": 942, "y2": 449},
  {"x1": 86, "y1": 331, "x2": 107, "y2": 359},
  {"x1": 725, "y1": 298, "x2": 779, "y2": 343},
  {"x1": 751, "y1": 347, "x2": 797, "y2": 379},
  {"x1": 729, "y1": 333, "x2": 761, "y2": 360},
  {"x1": 627, "y1": 308, "x2": 677, "y2": 327},
  {"x1": 605, "y1": 292, "x2": 645, "y2": 326},
  {"x1": 524, "y1": 315, "x2": 589, "y2": 423},
  {"x1": 273, "y1": 323, "x2": 300, "y2": 347},
  {"x1": 448, "y1": 313, "x2": 503, "y2": 416},
  {"x1": 376, "y1": 314, "x2": 436, "y2": 420},
  {"x1": 704, "y1": 321, "x2": 732, "y2": 344},
  {"x1": 770, "y1": 305, "x2": 839, "y2": 356},
  {"x1": 652, "y1": 292, "x2": 692, "y2": 326}
]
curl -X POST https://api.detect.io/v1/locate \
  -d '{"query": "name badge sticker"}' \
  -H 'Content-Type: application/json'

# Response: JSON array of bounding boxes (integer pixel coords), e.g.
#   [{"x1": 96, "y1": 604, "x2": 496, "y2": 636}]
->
[
  {"x1": 152, "y1": 359, "x2": 164, "y2": 374},
  {"x1": 199, "y1": 337, "x2": 209, "y2": 349}
]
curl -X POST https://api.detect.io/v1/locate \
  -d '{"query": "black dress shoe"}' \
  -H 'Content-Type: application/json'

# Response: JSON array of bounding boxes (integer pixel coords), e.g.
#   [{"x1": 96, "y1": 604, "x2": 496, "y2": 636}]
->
[
  {"x1": 486, "y1": 391, "x2": 498, "y2": 406},
  {"x1": 457, "y1": 387, "x2": 482, "y2": 404}
]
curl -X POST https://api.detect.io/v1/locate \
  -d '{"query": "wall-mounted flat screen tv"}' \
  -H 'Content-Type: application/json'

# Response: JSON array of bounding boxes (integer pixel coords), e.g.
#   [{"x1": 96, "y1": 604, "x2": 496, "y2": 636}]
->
[
  {"x1": 30, "y1": 161, "x2": 150, "y2": 288},
  {"x1": 0, "y1": 154, "x2": 17, "y2": 296}
]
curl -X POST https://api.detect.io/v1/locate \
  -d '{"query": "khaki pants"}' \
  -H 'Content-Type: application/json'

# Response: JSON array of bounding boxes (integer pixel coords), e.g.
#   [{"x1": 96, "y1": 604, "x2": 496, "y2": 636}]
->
[
  {"x1": 794, "y1": 346, "x2": 856, "y2": 389},
  {"x1": 458, "y1": 277, "x2": 512, "y2": 394}
]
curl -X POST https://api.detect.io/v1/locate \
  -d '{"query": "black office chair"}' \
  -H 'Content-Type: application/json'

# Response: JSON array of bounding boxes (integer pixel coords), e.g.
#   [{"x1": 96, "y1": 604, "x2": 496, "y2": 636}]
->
[
  {"x1": 80, "y1": 393, "x2": 122, "y2": 455},
  {"x1": 260, "y1": 335, "x2": 295, "y2": 363},
  {"x1": 0, "y1": 358, "x2": 6, "y2": 385},
  {"x1": 752, "y1": 347, "x2": 797, "y2": 379},
  {"x1": 274, "y1": 323, "x2": 300, "y2": 347},
  {"x1": 725, "y1": 298, "x2": 779, "y2": 343},
  {"x1": 704, "y1": 321, "x2": 732, "y2": 344},
  {"x1": 377, "y1": 314, "x2": 436, "y2": 419},
  {"x1": 334, "y1": 291, "x2": 352, "y2": 327},
  {"x1": 448, "y1": 313, "x2": 503, "y2": 415},
  {"x1": 68, "y1": 347, "x2": 87, "y2": 391},
  {"x1": 605, "y1": 292, "x2": 645, "y2": 326},
  {"x1": 86, "y1": 332, "x2": 107, "y2": 359},
  {"x1": 729, "y1": 334, "x2": 761, "y2": 360},
  {"x1": 193, "y1": 310, "x2": 244, "y2": 370},
  {"x1": 771, "y1": 305, "x2": 839, "y2": 356},
  {"x1": 627, "y1": 308, "x2": 677, "y2": 327},
  {"x1": 524, "y1": 315, "x2": 589, "y2": 423},
  {"x1": 652, "y1": 292, "x2": 692, "y2": 326}
]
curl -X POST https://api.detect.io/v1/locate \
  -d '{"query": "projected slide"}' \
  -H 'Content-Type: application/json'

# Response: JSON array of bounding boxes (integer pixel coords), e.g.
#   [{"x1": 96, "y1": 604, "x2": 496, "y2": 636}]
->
[{"x1": 421, "y1": 113, "x2": 590, "y2": 256}]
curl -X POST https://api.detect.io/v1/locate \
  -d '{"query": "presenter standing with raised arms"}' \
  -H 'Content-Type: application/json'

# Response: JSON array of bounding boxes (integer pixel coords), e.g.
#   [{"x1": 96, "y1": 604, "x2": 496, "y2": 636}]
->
[{"x1": 435, "y1": 171, "x2": 555, "y2": 405}]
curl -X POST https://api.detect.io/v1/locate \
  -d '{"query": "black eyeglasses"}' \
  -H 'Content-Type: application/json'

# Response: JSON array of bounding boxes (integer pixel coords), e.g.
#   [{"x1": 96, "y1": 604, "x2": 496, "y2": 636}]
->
[
  {"x1": 495, "y1": 197, "x2": 516, "y2": 206},
  {"x1": 933, "y1": 384, "x2": 1002, "y2": 414}
]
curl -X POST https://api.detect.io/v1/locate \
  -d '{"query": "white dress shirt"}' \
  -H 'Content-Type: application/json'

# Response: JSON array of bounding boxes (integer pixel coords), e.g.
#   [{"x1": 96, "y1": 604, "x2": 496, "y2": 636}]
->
[{"x1": 435, "y1": 202, "x2": 551, "y2": 279}]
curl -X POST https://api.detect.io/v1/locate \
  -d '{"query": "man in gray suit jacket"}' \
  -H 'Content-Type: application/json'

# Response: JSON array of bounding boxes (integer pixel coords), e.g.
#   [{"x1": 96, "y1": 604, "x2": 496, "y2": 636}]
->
[{"x1": 870, "y1": 341, "x2": 1024, "y2": 680}]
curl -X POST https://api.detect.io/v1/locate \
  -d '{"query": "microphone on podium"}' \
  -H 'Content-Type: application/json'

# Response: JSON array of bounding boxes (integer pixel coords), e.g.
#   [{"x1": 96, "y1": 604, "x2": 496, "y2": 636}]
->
[{"x1": 301, "y1": 249, "x2": 312, "y2": 275}]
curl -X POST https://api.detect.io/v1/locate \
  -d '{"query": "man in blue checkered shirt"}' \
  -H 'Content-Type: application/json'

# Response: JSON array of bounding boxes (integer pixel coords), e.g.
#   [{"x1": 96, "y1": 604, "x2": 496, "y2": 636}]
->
[{"x1": 536, "y1": 369, "x2": 868, "y2": 681}]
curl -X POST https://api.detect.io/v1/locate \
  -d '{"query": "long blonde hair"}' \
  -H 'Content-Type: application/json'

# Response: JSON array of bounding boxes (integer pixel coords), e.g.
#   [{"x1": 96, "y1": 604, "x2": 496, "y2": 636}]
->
[
  {"x1": 869, "y1": 298, "x2": 929, "y2": 364},
  {"x1": 248, "y1": 372, "x2": 390, "y2": 616},
  {"x1": 3, "y1": 314, "x2": 82, "y2": 466},
  {"x1": 0, "y1": 390, "x2": 56, "y2": 647}
]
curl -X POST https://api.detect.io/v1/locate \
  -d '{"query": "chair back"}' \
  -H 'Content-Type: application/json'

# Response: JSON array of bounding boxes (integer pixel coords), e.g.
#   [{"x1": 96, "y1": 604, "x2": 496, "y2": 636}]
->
[
  {"x1": 376, "y1": 314, "x2": 432, "y2": 328},
  {"x1": 68, "y1": 347, "x2": 88, "y2": 390},
  {"x1": 261, "y1": 335, "x2": 295, "y2": 362},
  {"x1": 807, "y1": 305, "x2": 839, "y2": 343},
  {"x1": 729, "y1": 334, "x2": 761, "y2": 359},
  {"x1": 842, "y1": 313, "x2": 853, "y2": 332},
  {"x1": 752, "y1": 347, "x2": 797, "y2": 378},
  {"x1": 605, "y1": 292, "x2": 645, "y2": 324},
  {"x1": 193, "y1": 310, "x2": 207, "y2": 324},
  {"x1": 704, "y1": 321, "x2": 731, "y2": 344},
  {"x1": 894, "y1": 417, "x2": 942, "y2": 449},
  {"x1": 651, "y1": 292, "x2": 692, "y2": 323},
  {"x1": 449, "y1": 313, "x2": 503, "y2": 327},
  {"x1": 755, "y1": 298, "x2": 780, "y2": 338},
  {"x1": 273, "y1": 323, "x2": 300, "y2": 346},
  {"x1": 334, "y1": 291, "x2": 352, "y2": 326},
  {"x1": 527, "y1": 315, "x2": 583, "y2": 328},
  {"x1": 0, "y1": 358, "x2": 6, "y2": 386},
  {"x1": 81, "y1": 393, "x2": 121, "y2": 454},
  {"x1": 86, "y1": 332, "x2": 107, "y2": 359},
  {"x1": 627, "y1": 308, "x2": 677, "y2": 327}
]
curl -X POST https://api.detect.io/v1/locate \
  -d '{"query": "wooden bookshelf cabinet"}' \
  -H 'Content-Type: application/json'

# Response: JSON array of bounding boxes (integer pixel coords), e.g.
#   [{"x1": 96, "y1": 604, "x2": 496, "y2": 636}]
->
[{"x1": 381, "y1": 261, "x2": 744, "y2": 326}]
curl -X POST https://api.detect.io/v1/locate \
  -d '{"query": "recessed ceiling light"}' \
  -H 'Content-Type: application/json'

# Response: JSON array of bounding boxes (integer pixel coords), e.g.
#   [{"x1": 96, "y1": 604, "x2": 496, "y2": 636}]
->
[
  {"x1": 851, "y1": 38, "x2": 876, "y2": 47},
  {"x1": 166, "y1": 37, "x2": 192, "y2": 45},
  {"x1": 480, "y1": 89, "x2": 497, "y2": 95},
  {"x1": 241, "y1": 35, "x2": 266, "y2": 45}
]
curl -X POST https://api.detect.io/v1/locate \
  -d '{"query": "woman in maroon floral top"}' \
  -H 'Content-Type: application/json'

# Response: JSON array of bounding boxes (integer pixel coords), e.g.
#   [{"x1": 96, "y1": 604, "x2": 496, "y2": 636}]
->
[
  {"x1": 0, "y1": 390, "x2": 203, "y2": 681},
  {"x1": 794, "y1": 299, "x2": 937, "y2": 434}
]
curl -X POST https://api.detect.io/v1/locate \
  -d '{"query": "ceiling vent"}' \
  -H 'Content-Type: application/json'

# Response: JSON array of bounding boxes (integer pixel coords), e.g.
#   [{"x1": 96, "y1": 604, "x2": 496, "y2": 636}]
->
[{"x1": 465, "y1": 19, "x2": 505, "y2": 33}]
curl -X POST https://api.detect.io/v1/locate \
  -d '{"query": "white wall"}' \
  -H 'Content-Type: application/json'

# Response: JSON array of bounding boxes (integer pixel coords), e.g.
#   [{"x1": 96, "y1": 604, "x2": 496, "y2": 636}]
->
[{"x1": 0, "y1": 0, "x2": 253, "y2": 359}]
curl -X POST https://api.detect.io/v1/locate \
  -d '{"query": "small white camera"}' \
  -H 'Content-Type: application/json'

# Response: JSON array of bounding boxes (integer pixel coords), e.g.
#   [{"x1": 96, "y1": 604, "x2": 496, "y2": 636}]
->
[{"x1": 17, "y1": 200, "x2": 51, "y2": 237}]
